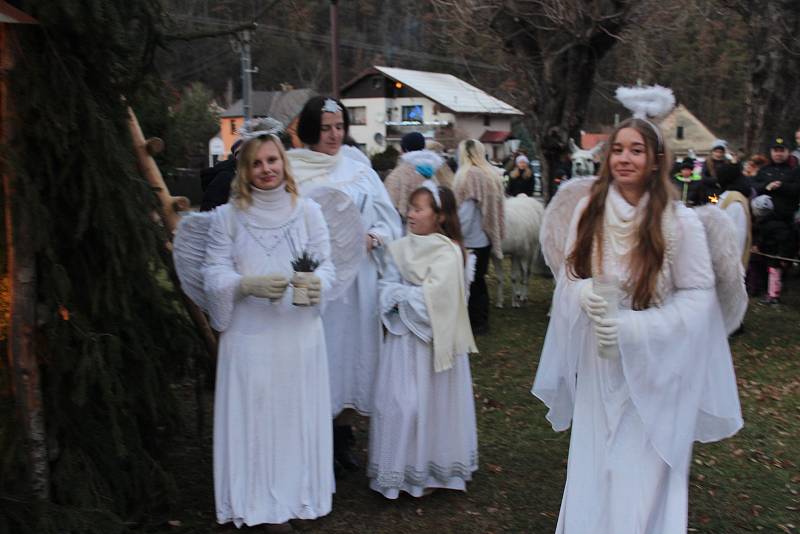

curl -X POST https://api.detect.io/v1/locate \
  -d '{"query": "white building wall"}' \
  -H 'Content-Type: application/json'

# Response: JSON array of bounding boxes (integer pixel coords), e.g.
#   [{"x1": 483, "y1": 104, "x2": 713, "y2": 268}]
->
[
  {"x1": 342, "y1": 97, "x2": 387, "y2": 154},
  {"x1": 456, "y1": 115, "x2": 513, "y2": 140},
  {"x1": 342, "y1": 96, "x2": 516, "y2": 155}
]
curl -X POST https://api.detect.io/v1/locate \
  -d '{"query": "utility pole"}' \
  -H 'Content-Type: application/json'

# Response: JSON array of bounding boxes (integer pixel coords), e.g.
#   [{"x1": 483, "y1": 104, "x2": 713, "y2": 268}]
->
[
  {"x1": 232, "y1": 25, "x2": 258, "y2": 121},
  {"x1": 330, "y1": 1, "x2": 340, "y2": 98}
]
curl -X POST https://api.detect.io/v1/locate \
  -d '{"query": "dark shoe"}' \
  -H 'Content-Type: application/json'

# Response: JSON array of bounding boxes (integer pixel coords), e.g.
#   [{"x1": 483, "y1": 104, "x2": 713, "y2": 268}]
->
[
  {"x1": 333, "y1": 425, "x2": 360, "y2": 472},
  {"x1": 759, "y1": 296, "x2": 780, "y2": 305},
  {"x1": 472, "y1": 324, "x2": 489, "y2": 336}
]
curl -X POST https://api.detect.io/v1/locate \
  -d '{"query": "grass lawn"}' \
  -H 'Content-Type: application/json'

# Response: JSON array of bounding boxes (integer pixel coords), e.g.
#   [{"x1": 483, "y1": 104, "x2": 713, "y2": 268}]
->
[{"x1": 155, "y1": 264, "x2": 800, "y2": 533}]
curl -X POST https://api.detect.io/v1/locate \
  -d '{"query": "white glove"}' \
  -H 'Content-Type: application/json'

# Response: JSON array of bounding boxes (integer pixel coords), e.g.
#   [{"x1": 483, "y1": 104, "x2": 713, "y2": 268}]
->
[
  {"x1": 594, "y1": 317, "x2": 619, "y2": 347},
  {"x1": 579, "y1": 281, "x2": 608, "y2": 324},
  {"x1": 292, "y1": 273, "x2": 322, "y2": 305},
  {"x1": 240, "y1": 274, "x2": 289, "y2": 300}
]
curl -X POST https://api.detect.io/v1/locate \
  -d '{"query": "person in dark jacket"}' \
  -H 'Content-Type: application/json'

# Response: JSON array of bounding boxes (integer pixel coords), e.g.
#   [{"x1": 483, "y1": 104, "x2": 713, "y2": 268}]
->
[
  {"x1": 200, "y1": 139, "x2": 242, "y2": 211},
  {"x1": 751, "y1": 136, "x2": 800, "y2": 304},
  {"x1": 701, "y1": 139, "x2": 728, "y2": 197},
  {"x1": 504, "y1": 154, "x2": 535, "y2": 197}
]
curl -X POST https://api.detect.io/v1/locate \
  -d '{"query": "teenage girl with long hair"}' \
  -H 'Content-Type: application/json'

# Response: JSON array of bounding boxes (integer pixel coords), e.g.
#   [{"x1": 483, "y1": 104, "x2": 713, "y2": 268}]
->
[
  {"x1": 453, "y1": 139, "x2": 505, "y2": 334},
  {"x1": 533, "y1": 118, "x2": 742, "y2": 533}
]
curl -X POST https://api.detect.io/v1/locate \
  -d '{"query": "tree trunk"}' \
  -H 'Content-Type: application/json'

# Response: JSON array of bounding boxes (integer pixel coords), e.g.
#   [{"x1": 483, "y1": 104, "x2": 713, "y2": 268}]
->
[
  {"x1": 490, "y1": 5, "x2": 626, "y2": 201},
  {"x1": 739, "y1": 1, "x2": 800, "y2": 153},
  {"x1": 2, "y1": 24, "x2": 51, "y2": 500}
]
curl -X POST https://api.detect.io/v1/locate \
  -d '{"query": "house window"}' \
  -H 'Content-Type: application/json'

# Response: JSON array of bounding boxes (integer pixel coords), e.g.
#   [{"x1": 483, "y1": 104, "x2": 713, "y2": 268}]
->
[
  {"x1": 484, "y1": 115, "x2": 491, "y2": 126},
  {"x1": 230, "y1": 120, "x2": 237, "y2": 135},
  {"x1": 676, "y1": 125, "x2": 684, "y2": 140},
  {"x1": 372, "y1": 76, "x2": 383, "y2": 89},
  {"x1": 402, "y1": 105, "x2": 424, "y2": 123},
  {"x1": 348, "y1": 106, "x2": 367, "y2": 125}
]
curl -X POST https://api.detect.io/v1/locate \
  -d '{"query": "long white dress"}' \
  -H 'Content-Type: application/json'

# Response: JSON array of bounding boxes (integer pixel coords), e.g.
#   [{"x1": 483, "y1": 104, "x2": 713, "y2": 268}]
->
[
  {"x1": 289, "y1": 148, "x2": 402, "y2": 416},
  {"x1": 368, "y1": 252, "x2": 478, "y2": 498},
  {"x1": 533, "y1": 185, "x2": 743, "y2": 533},
  {"x1": 203, "y1": 188, "x2": 336, "y2": 527}
]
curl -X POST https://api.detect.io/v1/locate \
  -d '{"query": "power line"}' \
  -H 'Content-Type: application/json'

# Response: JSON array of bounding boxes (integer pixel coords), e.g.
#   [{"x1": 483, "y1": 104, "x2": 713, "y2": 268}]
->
[{"x1": 168, "y1": 13, "x2": 503, "y2": 72}]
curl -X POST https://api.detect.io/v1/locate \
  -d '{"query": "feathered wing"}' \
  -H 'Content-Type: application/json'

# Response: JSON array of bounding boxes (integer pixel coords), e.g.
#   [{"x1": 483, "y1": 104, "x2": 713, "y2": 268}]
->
[
  {"x1": 304, "y1": 186, "x2": 366, "y2": 302},
  {"x1": 693, "y1": 205, "x2": 748, "y2": 334},
  {"x1": 540, "y1": 177, "x2": 595, "y2": 278},
  {"x1": 172, "y1": 211, "x2": 215, "y2": 311}
]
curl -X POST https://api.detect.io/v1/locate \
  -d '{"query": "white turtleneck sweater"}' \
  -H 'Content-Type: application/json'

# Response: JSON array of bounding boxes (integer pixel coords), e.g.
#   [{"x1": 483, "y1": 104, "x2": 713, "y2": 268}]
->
[{"x1": 244, "y1": 184, "x2": 294, "y2": 226}]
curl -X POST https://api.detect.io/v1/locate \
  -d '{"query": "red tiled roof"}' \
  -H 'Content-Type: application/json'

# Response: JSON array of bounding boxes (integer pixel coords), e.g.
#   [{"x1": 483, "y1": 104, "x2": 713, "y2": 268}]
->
[
  {"x1": 480, "y1": 130, "x2": 512, "y2": 143},
  {"x1": 581, "y1": 133, "x2": 609, "y2": 150}
]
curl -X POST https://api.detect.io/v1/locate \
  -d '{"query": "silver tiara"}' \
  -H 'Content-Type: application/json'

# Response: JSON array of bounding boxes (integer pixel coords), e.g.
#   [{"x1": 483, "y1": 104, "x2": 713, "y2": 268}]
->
[
  {"x1": 238, "y1": 117, "x2": 284, "y2": 141},
  {"x1": 322, "y1": 98, "x2": 342, "y2": 114}
]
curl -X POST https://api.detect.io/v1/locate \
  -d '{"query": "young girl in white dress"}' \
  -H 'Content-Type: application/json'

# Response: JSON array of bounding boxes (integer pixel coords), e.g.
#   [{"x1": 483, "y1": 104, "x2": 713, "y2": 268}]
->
[
  {"x1": 368, "y1": 179, "x2": 479, "y2": 498},
  {"x1": 534, "y1": 109, "x2": 743, "y2": 533},
  {"x1": 202, "y1": 132, "x2": 335, "y2": 533}
]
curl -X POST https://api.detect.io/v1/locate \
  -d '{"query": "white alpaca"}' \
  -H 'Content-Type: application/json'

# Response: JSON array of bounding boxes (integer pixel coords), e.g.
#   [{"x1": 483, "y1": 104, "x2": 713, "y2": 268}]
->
[
  {"x1": 569, "y1": 139, "x2": 604, "y2": 177},
  {"x1": 493, "y1": 194, "x2": 545, "y2": 308}
]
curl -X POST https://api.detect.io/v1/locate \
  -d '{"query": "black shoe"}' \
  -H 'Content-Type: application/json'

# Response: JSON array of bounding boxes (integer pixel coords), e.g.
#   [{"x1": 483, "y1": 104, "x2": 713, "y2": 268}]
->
[
  {"x1": 333, "y1": 425, "x2": 360, "y2": 472},
  {"x1": 759, "y1": 296, "x2": 780, "y2": 305},
  {"x1": 472, "y1": 324, "x2": 489, "y2": 336}
]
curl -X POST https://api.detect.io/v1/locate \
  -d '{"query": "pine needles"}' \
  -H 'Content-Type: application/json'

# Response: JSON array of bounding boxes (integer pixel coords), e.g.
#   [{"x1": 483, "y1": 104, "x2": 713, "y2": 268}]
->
[{"x1": 1, "y1": 0, "x2": 202, "y2": 530}]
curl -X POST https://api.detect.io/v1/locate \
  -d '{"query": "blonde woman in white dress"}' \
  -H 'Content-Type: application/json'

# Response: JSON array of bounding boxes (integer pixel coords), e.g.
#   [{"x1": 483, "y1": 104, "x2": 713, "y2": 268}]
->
[{"x1": 203, "y1": 132, "x2": 335, "y2": 533}]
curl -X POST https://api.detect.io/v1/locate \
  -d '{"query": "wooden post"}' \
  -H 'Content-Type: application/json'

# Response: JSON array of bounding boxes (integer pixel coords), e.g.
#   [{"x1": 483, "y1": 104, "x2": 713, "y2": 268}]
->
[
  {"x1": 1, "y1": 11, "x2": 51, "y2": 499},
  {"x1": 126, "y1": 107, "x2": 217, "y2": 359},
  {"x1": 127, "y1": 107, "x2": 217, "y2": 434}
]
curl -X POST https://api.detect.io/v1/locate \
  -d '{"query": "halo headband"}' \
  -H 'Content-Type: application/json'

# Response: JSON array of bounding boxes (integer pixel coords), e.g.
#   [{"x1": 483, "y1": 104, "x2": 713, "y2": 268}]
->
[
  {"x1": 420, "y1": 179, "x2": 441, "y2": 208},
  {"x1": 615, "y1": 85, "x2": 676, "y2": 154},
  {"x1": 322, "y1": 98, "x2": 343, "y2": 114},
  {"x1": 238, "y1": 117, "x2": 284, "y2": 141}
]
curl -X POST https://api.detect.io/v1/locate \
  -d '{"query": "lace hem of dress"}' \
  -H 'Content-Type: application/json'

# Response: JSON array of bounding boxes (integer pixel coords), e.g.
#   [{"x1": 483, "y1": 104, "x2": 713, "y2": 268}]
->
[{"x1": 367, "y1": 450, "x2": 478, "y2": 489}]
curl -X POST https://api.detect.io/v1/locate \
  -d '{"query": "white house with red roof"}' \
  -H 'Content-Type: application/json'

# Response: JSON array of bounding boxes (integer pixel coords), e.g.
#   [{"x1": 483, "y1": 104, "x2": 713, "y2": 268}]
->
[{"x1": 340, "y1": 66, "x2": 524, "y2": 159}]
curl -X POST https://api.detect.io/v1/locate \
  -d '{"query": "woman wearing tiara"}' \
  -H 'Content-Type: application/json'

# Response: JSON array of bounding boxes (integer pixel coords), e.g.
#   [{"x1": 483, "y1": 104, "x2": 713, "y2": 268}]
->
[
  {"x1": 287, "y1": 96, "x2": 402, "y2": 471},
  {"x1": 201, "y1": 122, "x2": 336, "y2": 532},
  {"x1": 368, "y1": 179, "x2": 479, "y2": 499},
  {"x1": 533, "y1": 87, "x2": 744, "y2": 533}
]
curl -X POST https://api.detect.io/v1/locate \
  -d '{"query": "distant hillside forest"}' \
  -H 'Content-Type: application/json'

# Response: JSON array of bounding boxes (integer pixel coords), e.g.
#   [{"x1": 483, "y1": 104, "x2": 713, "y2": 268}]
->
[{"x1": 159, "y1": 0, "x2": 799, "y2": 156}]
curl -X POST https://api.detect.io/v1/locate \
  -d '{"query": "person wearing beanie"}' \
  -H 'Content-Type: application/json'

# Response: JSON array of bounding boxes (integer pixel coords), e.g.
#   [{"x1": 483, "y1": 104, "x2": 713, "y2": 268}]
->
[
  {"x1": 750, "y1": 136, "x2": 800, "y2": 304},
  {"x1": 671, "y1": 157, "x2": 704, "y2": 205},
  {"x1": 400, "y1": 131, "x2": 426, "y2": 153},
  {"x1": 384, "y1": 133, "x2": 452, "y2": 221},
  {"x1": 701, "y1": 139, "x2": 728, "y2": 197},
  {"x1": 504, "y1": 154, "x2": 535, "y2": 197}
]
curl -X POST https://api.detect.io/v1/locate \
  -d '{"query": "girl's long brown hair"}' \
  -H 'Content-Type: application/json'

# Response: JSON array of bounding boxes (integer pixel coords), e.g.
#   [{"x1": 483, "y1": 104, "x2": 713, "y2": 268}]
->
[
  {"x1": 566, "y1": 118, "x2": 678, "y2": 310},
  {"x1": 409, "y1": 185, "x2": 466, "y2": 263}
]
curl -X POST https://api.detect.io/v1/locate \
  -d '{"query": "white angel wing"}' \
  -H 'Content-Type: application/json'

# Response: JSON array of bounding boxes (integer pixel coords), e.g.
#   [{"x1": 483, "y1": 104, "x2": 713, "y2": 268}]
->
[
  {"x1": 694, "y1": 205, "x2": 748, "y2": 334},
  {"x1": 172, "y1": 211, "x2": 214, "y2": 311},
  {"x1": 540, "y1": 177, "x2": 596, "y2": 277},
  {"x1": 339, "y1": 144, "x2": 372, "y2": 167},
  {"x1": 305, "y1": 186, "x2": 366, "y2": 302}
]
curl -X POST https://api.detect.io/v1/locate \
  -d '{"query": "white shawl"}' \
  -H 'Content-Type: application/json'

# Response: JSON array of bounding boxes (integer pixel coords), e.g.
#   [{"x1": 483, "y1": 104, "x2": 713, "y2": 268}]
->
[
  {"x1": 388, "y1": 233, "x2": 478, "y2": 372},
  {"x1": 287, "y1": 148, "x2": 343, "y2": 185}
]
